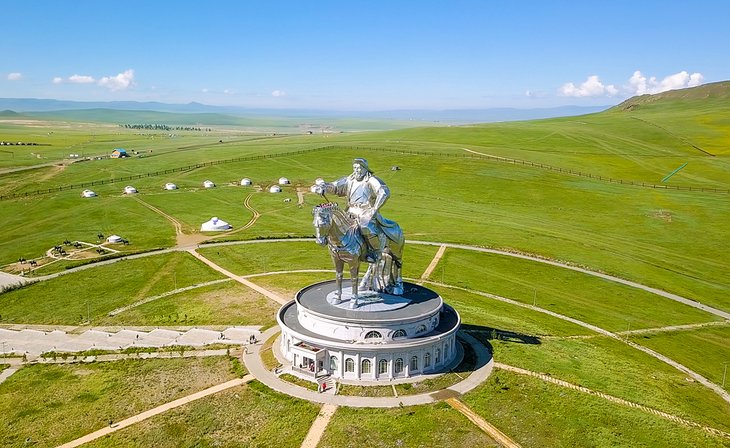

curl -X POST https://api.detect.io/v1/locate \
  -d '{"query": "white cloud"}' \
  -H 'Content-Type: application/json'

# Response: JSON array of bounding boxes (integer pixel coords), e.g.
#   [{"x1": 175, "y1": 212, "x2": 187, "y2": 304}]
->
[
  {"x1": 52, "y1": 69, "x2": 136, "y2": 91},
  {"x1": 98, "y1": 69, "x2": 135, "y2": 91},
  {"x1": 560, "y1": 75, "x2": 618, "y2": 98},
  {"x1": 7, "y1": 72, "x2": 22, "y2": 81},
  {"x1": 69, "y1": 74, "x2": 96, "y2": 84},
  {"x1": 626, "y1": 70, "x2": 704, "y2": 95},
  {"x1": 271, "y1": 90, "x2": 286, "y2": 97}
]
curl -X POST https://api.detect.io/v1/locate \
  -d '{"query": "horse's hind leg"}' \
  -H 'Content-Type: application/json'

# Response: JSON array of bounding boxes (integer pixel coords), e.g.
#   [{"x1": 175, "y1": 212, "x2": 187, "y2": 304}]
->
[{"x1": 359, "y1": 263, "x2": 373, "y2": 292}]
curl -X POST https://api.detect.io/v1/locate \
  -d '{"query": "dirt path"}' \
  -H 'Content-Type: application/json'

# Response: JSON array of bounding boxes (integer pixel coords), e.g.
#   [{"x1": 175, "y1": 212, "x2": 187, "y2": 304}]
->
[
  {"x1": 296, "y1": 187, "x2": 306, "y2": 206},
  {"x1": 216, "y1": 193, "x2": 262, "y2": 238},
  {"x1": 446, "y1": 397, "x2": 517, "y2": 447},
  {"x1": 107, "y1": 279, "x2": 232, "y2": 316},
  {"x1": 420, "y1": 244, "x2": 447, "y2": 281},
  {"x1": 186, "y1": 249, "x2": 288, "y2": 305},
  {"x1": 133, "y1": 196, "x2": 210, "y2": 248},
  {"x1": 300, "y1": 403, "x2": 338, "y2": 448},
  {"x1": 617, "y1": 320, "x2": 728, "y2": 336},
  {"x1": 411, "y1": 240, "x2": 730, "y2": 321},
  {"x1": 57, "y1": 375, "x2": 254, "y2": 448},
  {"x1": 495, "y1": 363, "x2": 730, "y2": 439}
]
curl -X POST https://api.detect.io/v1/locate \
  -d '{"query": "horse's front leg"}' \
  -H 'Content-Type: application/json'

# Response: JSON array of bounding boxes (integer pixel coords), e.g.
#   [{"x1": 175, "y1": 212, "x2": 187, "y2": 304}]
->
[
  {"x1": 349, "y1": 259, "x2": 359, "y2": 303},
  {"x1": 333, "y1": 256, "x2": 344, "y2": 304}
]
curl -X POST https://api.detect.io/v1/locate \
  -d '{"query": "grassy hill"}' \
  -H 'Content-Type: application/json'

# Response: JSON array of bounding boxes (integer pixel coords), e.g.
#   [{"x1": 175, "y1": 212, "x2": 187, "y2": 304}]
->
[{"x1": 1, "y1": 84, "x2": 729, "y2": 448}]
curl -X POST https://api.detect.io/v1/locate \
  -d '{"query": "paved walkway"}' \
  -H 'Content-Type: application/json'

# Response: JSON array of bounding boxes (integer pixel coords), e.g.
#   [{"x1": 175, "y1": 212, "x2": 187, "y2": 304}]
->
[
  {"x1": 0, "y1": 271, "x2": 27, "y2": 289},
  {"x1": 0, "y1": 326, "x2": 259, "y2": 357},
  {"x1": 242, "y1": 327, "x2": 494, "y2": 408},
  {"x1": 57, "y1": 375, "x2": 254, "y2": 448},
  {"x1": 0, "y1": 366, "x2": 20, "y2": 385}
]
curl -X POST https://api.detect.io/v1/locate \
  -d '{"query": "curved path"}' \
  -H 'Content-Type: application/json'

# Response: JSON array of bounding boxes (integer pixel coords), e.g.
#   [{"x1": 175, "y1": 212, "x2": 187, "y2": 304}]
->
[
  {"x1": 15, "y1": 237, "x2": 730, "y2": 403},
  {"x1": 409, "y1": 240, "x2": 730, "y2": 321},
  {"x1": 242, "y1": 327, "x2": 494, "y2": 408},
  {"x1": 426, "y1": 280, "x2": 730, "y2": 405}
]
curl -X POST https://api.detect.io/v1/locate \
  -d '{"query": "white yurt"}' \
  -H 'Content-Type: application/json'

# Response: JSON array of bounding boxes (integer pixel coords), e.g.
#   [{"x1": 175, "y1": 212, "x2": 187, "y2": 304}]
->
[
  {"x1": 240, "y1": 178, "x2": 252, "y2": 186},
  {"x1": 269, "y1": 185, "x2": 282, "y2": 193},
  {"x1": 81, "y1": 189, "x2": 97, "y2": 198},
  {"x1": 278, "y1": 177, "x2": 290, "y2": 185},
  {"x1": 203, "y1": 180, "x2": 216, "y2": 188},
  {"x1": 200, "y1": 217, "x2": 232, "y2": 232},
  {"x1": 314, "y1": 178, "x2": 325, "y2": 186},
  {"x1": 106, "y1": 235, "x2": 123, "y2": 243},
  {"x1": 164, "y1": 183, "x2": 178, "y2": 190},
  {"x1": 123, "y1": 185, "x2": 138, "y2": 194}
]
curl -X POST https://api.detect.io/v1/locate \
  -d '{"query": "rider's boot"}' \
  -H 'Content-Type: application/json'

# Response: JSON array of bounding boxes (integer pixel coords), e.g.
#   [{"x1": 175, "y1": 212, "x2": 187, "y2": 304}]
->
[{"x1": 365, "y1": 233, "x2": 387, "y2": 263}]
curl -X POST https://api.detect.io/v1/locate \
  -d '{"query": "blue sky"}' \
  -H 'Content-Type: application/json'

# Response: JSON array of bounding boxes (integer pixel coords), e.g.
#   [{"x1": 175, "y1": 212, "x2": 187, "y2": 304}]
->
[{"x1": 2, "y1": 1, "x2": 728, "y2": 110}]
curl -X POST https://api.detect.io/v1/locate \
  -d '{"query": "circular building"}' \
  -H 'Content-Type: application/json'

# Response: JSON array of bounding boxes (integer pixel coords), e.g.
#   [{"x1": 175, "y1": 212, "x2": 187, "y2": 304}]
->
[
  {"x1": 277, "y1": 280, "x2": 460, "y2": 382},
  {"x1": 240, "y1": 178, "x2": 252, "y2": 186}
]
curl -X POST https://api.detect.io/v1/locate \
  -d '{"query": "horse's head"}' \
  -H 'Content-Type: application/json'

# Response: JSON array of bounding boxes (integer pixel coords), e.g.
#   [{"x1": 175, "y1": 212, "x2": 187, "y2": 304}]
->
[{"x1": 312, "y1": 203, "x2": 338, "y2": 246}]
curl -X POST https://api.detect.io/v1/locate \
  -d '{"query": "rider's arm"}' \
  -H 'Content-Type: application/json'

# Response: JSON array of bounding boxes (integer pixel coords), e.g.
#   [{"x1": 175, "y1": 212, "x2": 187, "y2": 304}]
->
[
  {"x1": 324, "y1": 176, "x2": 349, "y2": 197},
  {"x1": 369, "y1": 177, "x2": 390, "y2": 214}
]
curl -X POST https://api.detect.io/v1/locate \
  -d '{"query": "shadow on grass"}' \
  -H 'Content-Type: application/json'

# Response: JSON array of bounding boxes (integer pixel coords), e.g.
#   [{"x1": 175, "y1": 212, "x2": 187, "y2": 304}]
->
[{"x1": 461, "y1": 323, "x2": 541, "y2": 345}]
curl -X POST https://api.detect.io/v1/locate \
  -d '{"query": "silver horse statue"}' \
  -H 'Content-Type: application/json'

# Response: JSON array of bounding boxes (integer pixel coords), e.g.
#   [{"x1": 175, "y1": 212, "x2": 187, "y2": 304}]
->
[{"x1": 313, "y1": 203, "x2": 404, "y2": 308}]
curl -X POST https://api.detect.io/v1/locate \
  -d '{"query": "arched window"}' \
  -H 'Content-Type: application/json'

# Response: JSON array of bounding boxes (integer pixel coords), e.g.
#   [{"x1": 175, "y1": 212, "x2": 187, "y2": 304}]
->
[
  {"x1": 435, "y1": 348, "x2": 441, "y2": 364},
  {"x1": 395, "y1": 358, "x2": 404, "y2": 374},
  {"x1": 416, "y1": 325, "x2": 427, "y2": 334},
  {"x1": 424, "y1": 352, "x2": 431, "y2": 367},
  {"x1": 330, "y1": 356, "x2": 338, "y2": 371},
  {"x1": 444, "y1": 344, "x2": 449, "y2": 360},
  {"x1": 410, "y1": 356, "x2": 418, "y2": 371},
  {"x1": 392, "y1": 329, "x2": 407, "y2": 339},
  {"x1": 345, "y1": 358, "x2": 354, "y2": 373},
  {"x1": 365, "y1": 331, "x2": 382, "y2": 340},
  {"x1": 362, "y1": 359, "x2": 372, "y2": 374},
  {"x1": 378, "y1": 359, "x2": 388, "y2": 375}
]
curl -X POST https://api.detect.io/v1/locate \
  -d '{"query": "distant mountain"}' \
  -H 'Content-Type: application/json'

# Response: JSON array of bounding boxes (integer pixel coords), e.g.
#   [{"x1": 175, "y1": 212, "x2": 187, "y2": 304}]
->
[
  {"x1": 0, "y1": 97, "x2": 610, "y2": 124},
  {"x1": 613, "y1": 81, "x2": 730, "y2": 111}
]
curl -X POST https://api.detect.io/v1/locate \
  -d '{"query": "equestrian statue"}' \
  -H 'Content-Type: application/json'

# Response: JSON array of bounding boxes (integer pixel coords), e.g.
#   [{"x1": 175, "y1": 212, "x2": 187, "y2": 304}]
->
[{"x1": 311, "y1": 158, "x2": 404, "y2": 308}]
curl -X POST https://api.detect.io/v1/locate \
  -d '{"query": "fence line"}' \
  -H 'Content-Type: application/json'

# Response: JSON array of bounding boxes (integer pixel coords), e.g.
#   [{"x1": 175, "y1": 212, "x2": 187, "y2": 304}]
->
[{"x1": 1, "y1": 145, "x2": 727, "y2": 200}]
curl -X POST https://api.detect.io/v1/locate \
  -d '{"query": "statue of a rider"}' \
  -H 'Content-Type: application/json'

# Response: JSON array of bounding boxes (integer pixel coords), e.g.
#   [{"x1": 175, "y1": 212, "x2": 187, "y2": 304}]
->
[{"x1": 313, "y1": 158, "x2": 393, "y2": 263}]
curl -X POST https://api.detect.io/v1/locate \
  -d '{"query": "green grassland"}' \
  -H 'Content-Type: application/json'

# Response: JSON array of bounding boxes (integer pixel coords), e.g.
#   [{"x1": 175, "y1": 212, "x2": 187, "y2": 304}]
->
[
  {"x1": 1, "y1": 83, "x2": 729, "y2": 447},
  {"x1": 319, "y1": 402, "x2": 499, "y2": 448},
  {"x1": 629, "y1": 325, "x2": 730, "y2": 391},
  {"x1": 94, "y1": 281, "x2": 279, "y2": 328},
  {"x1": 83, "y1": 381, "x2": 320, "y2": 448},
  {"x1": 0, "y1": 356, "x2": 240, "y2": 447},
  {"x1": 434, "y1": 249, "x2": 723, "y2": 331},
  {"x1": 488, "y1": 335, "x2": 730, "y2": 431},
  {"x1": 0, "y1": 252, "x2": 225, "y2": 324},
  {"x1": 463, "y1": 370, "x2": 730, "y2": 448}
]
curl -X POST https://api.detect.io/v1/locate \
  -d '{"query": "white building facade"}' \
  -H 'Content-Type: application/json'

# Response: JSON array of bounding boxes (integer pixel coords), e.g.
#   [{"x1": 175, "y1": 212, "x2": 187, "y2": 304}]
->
[{"x1": 277, "y1": 280, "x2": 460, "y2": 381}]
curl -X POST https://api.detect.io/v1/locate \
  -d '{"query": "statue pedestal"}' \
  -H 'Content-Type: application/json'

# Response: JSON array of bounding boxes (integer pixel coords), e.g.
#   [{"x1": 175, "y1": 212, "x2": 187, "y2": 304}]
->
[{"x1": 326, "y1": 289, "x2": 410, "y2": 311}]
